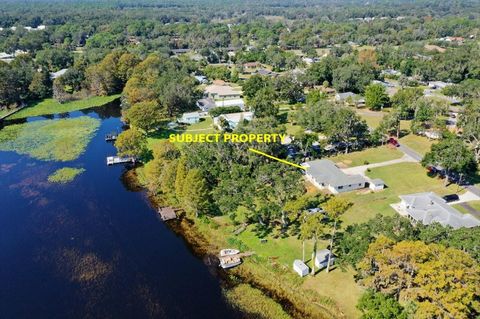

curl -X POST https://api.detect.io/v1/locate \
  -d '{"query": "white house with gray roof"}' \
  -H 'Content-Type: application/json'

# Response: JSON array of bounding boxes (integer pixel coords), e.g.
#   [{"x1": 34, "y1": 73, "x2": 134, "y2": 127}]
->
[
  {"x1": 393, "y1": 192, "x2": 480, "y2": 229},
  {"x1": 303, "y1": 159, "x2": 367, "y2": 194}
]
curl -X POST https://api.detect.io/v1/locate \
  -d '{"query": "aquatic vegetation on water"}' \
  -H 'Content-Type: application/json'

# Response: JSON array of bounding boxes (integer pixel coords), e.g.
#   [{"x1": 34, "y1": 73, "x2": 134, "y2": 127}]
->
[
  {"x1": 8, "y1": 95, "x2": 120, "y2": 119},
  {"x1": 0, "y1": 116, "x2": 100, "y2": 161},
  {"x1": 48, "y1": 167, "x2": 85, "y2": 184}
]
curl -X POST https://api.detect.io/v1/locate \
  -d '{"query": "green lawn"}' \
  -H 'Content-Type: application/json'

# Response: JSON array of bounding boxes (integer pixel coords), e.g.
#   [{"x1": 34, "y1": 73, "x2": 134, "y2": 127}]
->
[
  {"x1": 356, "y1": 110, "x2": 385, "y2": 129},
  {"x1": 0, "y1": 116, "x2": 100, "y2": 161},
  {"x1": 204, "y1": 216, "x2": 360, "y2": 318},
  {"x1": 339, "y1": 162, "x2": 463, "y2": 226},
  {"x1": 400, "y1": 134, "x2": 435, "y2": 156},
  {"x1": 329, "y1": 146, "x2": 403, "y2": 168},
  {"x1": 48, "y1": 167, "x2": 85, "y2": 183},
  {"x1": 8, "y1": 95, "x2": 120, "y2": 119},
  {"x1": 452, "y1": 201, "x2": 480, "y2": 215}
]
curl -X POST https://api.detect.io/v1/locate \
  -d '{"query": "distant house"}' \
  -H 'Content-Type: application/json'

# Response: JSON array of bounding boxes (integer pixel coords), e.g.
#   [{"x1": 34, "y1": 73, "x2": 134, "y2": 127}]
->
[
  {"x1": 393, "y1": 192, "x2": 480, "y2": 229},
  {"x1": 0, "y1": 52, "x2": 14, "y2": 63},
  {"x1": 335, "y1": 92, "x2": 359, "y2": 105},
  {"x1": 381, "y1": 69, "x2": 401, "y2": 77},
  {"x1": 50, "y1": 68, "x2": 68, "y2": 80},
  {"x1": 243, "y1": 62, "x2": 260, "y2": 72},
  {"x1": 369, "y1": 178, "x2": 385, "y2": 191},
  {"x1": 179, "y1": 112, "x2": 201, "y2": 124},
  {"x1": 424, "y1": 130, "x2": 442, "y2": 140},
  {"x1": 303, "y1": 159, "x2": 367, "y2": 194},
  {"x1": 196, "y1": 98, "x2": 216, "y2": 112},
  {"x1": 428, "y1": 81, "x2": 452, "y2": 90},
  {"x1": 255, "y1": 68, "x2": 277, "y2": 77},
  {"x1": 293, "y1": 260, "x2": 309, "y2": 277},
  {"x1": 214, "y1": 98, "x2": 245, "y2": 109},
  {"x1": 314, "y1": 249, "x2": 335, "y2": 270},
  {"x1": 213, "y1": 111, "x2": 253, "y2": 130},
  {"x1": 205, "y1": 84, "x2": 242, "y2": 100},
  {"x1": 171, "y1": 48, "x2": 191, "y2": 55},
  {"x1": 194, "y1": 75, "x2": 208, "y2": 84}
]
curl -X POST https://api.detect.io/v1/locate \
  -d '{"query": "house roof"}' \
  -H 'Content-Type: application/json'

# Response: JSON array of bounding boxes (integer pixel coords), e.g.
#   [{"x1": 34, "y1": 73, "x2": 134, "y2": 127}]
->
[
  {"x1": 214, "y1": 98, "x2": 244, "y2": 108},
  {"x1": 400, "y1": 192, "x2": 480, "y2": 229},
  {"x1": 371, "y1": 178, "x2": 385, "y2": 185},
  {"x1": 336, "y1": 92, "x2": 356, "y2": 100},
  {"x1": 50, "y1": 68, "x2": 68, "y2": 79},
  {"x1": 293, "y1": 259, "x2": 309, "y2": 271},
  {"x1": 182, "y1": 111, "x2": 200, "y2": 118},
  {"x1": 218, "y1": 111, "x2": 253, "y2": 123},
  {"x1": 315, "y1": 249, "x2": 333, "y2": 262},
  {"x1": 205, "y1": 84, "x2": 242, "y2": 97},
  {"x1": 196, "y1": 98, "x2": 216, "y2": 111},
  {"x1": 303, "y1": 159, "x2": 367, "y2": 188}
]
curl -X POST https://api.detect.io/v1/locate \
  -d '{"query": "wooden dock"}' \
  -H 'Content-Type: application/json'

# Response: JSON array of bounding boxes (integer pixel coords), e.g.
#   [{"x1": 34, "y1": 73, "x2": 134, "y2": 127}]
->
[
  {"x1": 158, "y1": 207, "x2": 177, "y2": 221},
  {"x1": 106, "y1": 156, "x2": 135, "y2": 166}
]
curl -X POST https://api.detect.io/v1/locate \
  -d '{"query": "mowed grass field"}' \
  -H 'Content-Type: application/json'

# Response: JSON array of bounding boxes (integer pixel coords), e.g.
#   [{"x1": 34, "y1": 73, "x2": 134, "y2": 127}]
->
[
  {"x1": 400, "y1": 134, "x2": 435, "y2": 156},
  {"x1": 339, "y1": 162, "x2": 463, "y2": 226},
  {"x1": 0, "y1": 116, "x2": 100, "y2": 161},
  {"x1": 329, "y1": 145, "x2": 403, "y2": 168},
  {"x1": 8, "y1": 95, "x2": 120, "y2": 119}
]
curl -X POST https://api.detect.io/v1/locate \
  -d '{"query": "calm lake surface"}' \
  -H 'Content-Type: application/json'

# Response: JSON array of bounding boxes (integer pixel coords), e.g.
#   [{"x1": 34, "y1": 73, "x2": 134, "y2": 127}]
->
[{"x1": 0, "y1": 102, "x2": 243, "y2": 319}]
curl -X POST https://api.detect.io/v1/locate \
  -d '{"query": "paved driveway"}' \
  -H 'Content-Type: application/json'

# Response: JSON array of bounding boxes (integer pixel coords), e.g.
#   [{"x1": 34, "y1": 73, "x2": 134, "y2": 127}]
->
[{"x1": 341, "y1": 155, "x2": 416, "y2": 176}]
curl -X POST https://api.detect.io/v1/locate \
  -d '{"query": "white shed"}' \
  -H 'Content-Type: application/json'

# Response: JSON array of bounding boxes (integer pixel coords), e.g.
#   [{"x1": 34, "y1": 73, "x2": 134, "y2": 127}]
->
[
  {"x1": 314, "y1": 249, "x2": 335, "y2": 270},
  {"x1": 293, "y1": 259, "x2": 309, "y2": 277},
  {"x1": 369, "y1": 179, "x2": 385, "y2": 191}
]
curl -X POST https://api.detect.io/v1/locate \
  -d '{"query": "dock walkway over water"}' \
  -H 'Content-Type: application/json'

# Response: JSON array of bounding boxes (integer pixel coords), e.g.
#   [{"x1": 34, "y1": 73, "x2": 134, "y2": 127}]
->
[
  {"x1": 158, "y1": 207, "x2": 177, "y2": 221},
  {"x1": 106, "y1": 156, "x2": 136, "y2": 165}
]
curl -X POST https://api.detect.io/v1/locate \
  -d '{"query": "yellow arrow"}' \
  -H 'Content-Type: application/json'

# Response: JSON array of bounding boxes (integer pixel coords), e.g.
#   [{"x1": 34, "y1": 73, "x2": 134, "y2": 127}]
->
[{"x1": 248, "y1": 148, "x2": 306, "y2": 170}]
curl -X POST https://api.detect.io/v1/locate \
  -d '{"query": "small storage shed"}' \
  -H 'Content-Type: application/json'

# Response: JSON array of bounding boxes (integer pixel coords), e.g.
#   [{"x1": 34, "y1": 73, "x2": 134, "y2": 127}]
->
[
  {"x1": 293, "y1": 259, "x2": 309, "y2": 277},
  {"x1": 369, "y1": 178, "x2": 385, "y2": 191},
  {"x1": 314, "y1": 249, "x2": 335, "y2": 270}
]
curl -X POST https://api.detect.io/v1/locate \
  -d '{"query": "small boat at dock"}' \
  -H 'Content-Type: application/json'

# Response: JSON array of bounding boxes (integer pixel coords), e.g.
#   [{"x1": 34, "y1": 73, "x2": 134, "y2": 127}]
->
[
  {"x1": 219, "y1": 255, "x2": 242, "y2": 269},
  {"x1": 220, "y1": 249, "x2": 240, "y2": 257}
]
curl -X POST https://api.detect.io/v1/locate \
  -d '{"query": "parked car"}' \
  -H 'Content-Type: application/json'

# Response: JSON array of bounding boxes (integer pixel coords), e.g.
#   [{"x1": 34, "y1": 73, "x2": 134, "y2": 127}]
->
[
  {"x1": 387, "y1": 137, "x2": 399, "y2": 147},
  {"x1": 442, "y1": 194, "x2": 459, "y2": 203}
]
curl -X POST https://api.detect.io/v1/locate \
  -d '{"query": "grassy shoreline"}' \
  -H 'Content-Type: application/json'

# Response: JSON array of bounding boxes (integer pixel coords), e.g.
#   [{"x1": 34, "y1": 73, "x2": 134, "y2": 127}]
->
[{"x1": 8, "y1": 95, "x2": 120, "y2": 120}]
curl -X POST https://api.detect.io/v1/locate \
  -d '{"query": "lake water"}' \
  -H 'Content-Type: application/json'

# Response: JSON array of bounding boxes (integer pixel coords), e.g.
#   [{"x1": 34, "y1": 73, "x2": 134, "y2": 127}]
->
[{"x1": 0, "y1": 102, "x2": 243, "y2": 319}]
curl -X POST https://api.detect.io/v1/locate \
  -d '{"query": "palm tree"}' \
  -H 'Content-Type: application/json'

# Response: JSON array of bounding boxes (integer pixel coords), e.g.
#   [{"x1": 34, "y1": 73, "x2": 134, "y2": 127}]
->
[
  {"x1": 300, "y1": 212, "x2": 326, "y2": 276},
  {"x1": 323, "y1": 197, "x2": 351, "y2": 273}
]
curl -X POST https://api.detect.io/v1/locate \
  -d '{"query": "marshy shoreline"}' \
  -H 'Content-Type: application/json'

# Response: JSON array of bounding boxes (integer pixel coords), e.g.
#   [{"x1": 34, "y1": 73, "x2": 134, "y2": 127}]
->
[{"x1": 128, "y1": 169, "x2": 343, "y2": 319}]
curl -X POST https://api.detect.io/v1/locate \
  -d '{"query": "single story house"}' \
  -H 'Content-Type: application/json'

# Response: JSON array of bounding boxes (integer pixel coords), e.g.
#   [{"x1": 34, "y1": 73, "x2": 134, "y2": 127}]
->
[
  {"x1": 196, "y1": 98, "x2": 216, "y2": 112},
  {"x1": 50, "y1": 68, "x2": 68, "y2": 80},
  {"x1": 293, "y1": 260, "x2": 309, "y2": 277},
  {"x1": 179, "y1": 112, "x2": 201, "y2": 124},
  {"x1": 314, "y1": 249, "x2": 335, "y2": 270},
  {"x1": 204, "y1": 84, "x2": 242, "y2": 100},
  {"x1": 393, "y1": 192, "x2": 480, "y2": 229},
  {"x1": 213, "y1": 111, "x2": 253, "y2": 130},
  {"x1": 214, "y1": 98, "x2": 245, "y2": 109},
  {"x1": 303, "y1": 159, "x2": 368, "y2": 194},
  {"x1": 171, "y1": 48, "x2": 191, "y2": 55},
  {"x1": 335, "y1": 92, "x2": 364, "y2": 106},
  {"x1": 369, "y1": 178, "x2": 385, "y2": 191}
]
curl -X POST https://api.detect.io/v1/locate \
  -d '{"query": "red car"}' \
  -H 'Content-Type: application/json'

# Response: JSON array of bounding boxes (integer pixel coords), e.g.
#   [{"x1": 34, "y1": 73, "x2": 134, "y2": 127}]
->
[{"x1": 387, "y1": 137, "x2": 399, "y2": 147}]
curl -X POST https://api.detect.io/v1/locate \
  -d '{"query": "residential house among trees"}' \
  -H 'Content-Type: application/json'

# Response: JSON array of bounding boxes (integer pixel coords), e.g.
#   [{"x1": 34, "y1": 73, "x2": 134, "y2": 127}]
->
[
  {"x1": 303, "y1": 159, "x2": 367, "y2": 194},
  {"x1": 393, "y1": 192, "x2": 480, "y2": 229}
]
